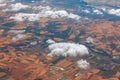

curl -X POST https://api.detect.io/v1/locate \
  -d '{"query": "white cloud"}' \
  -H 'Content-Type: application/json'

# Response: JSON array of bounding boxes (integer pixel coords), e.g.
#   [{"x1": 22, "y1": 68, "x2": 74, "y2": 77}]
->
[
  {"x1": 68, "y1": 13, "x2": 81, "y2": 20},
  {"x1": 82, "y1": 9, "x2": 90, "y2": 13},
  {"x1": 11, "y1": 34, "x2": 26, "y2": 42},
  {"x1": 52, "y1": 10, "x2": 69, "y2": 17},
  {"x1": 30, "y1": 41, "x2": 38, "y2": 45},
  {"x1": 10, "y1": 5, "x2": 81, "y2": 21},
  {"x1": 10, "y1": 13, "x2": 39, "y2": 21},
  {"x1": 46, "y1": 39, "x2": 56, "y2": 44},
  {"x1": 0, "y1": 0, "x2": 15, "y2": 3},
  {"x1": 0, "y1": 3, "x2": 6, "y2": 7},
  {"x1": 42, "y1": 10, "x2": 81, "y2": 19},
  {"x1": 81, "y1": 9, "x2": 103, "y2": 15},
  {"x1": 100, "y1": 8, "x2": 106, "y2": 11},
  {"x1": 32, "y1": 5, "x2": 51, "y2": 11},
  {"x1": 47, "y1": 42, "x2": 89, "y2": 57},
  {"x1": 93, "y1": 9, "x2": 103, "y2": 15},
  {"x1": 86, "y1": 36, "x2": 94, "y2": 44},
  {"x1": 77, "y1": 59, "x2": 90, "y2": 69},
  {"x1": 8, "y1": 29, "x2": 25, "y2": 34},
  {"x1": 108, "y1": 9, "x2": 120, "y2": 16},
  {"x1": 40, "y1": 10, "x2": 69, "y2": 18},
  {"x1": 93, "y1": 8, "x2": 120, "y2": 16},
  {"x1": 0, "y1": 0, "x2": 7, "y2": 3},
  {"x1": 4, "y1": 3, "x2": 30, "y2": 11},
  {"x1": 0, "y1": 0, "x2": 4, "y2": 3}
]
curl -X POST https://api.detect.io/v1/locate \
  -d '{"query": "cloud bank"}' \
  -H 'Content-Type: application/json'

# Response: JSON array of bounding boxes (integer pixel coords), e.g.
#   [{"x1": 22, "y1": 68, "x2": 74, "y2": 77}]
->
[
  {"x1": 0, "y1": 0, "x2": 15, "y2": 3},
  {"x1": 10, "y1": 13, "x2": 39, "y2": 21},
  {"x1": 81, "y1": 8, "x2": 103, "y2": 15},
  {"x1": 93, "y1": 9, "x2": 103, "y2": 15},
  {"x1": 0, "y1": 0, "x2": 4, "y2": 3},
  {"x1": 108, "y1": 9, "x2": 120, "y2": 16},
  {"x1": 0, "y1": 3, "x2": 6, "y2": 7},
  {"x1": 47, "y1": 42, "x2": 89, "y2": 57},
  {"x1": 4, "y1": 3, "x2": 30, "y2": 11},
  {"x1": 10, "y1": 5, "x2": 81, "y2": 21}
]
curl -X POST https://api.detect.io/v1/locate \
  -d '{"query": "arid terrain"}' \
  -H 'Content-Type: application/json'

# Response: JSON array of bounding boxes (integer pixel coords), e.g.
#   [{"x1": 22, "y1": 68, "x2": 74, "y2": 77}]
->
[{"x1": 0, "y1": 0, "x2": 120, "y2": 80}]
